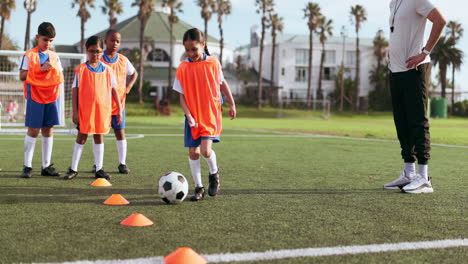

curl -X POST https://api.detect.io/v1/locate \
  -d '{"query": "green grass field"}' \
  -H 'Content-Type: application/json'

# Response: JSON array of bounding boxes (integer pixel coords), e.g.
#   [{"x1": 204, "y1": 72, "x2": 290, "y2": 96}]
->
[{"x1": 0, "y1": 115, "x2": 466, "y2": 263}]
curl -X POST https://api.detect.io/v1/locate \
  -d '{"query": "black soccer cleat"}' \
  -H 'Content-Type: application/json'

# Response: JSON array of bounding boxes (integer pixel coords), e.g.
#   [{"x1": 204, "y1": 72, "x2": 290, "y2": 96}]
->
[
  {"x1": 118, "y1": 164, "x2": 129, "y2": 174},
  {"x1": 20, "y1": 166, "x2": 33, "y2": 178},
  {"x1": 63, "y1": 167, "x2": 78, "y2": 180},
  {"x1": 41, "y1": 164, "x2": 60, "y2": 176},
  {"x1": 95, "y1": 169, "x2": 111, "y2": 180},
  {"x1": 208, "y1": 170, "x2": 220, "y2": 196},
  {"x1": 190, "y1": 186, "x2": 206, "y2": 201}
]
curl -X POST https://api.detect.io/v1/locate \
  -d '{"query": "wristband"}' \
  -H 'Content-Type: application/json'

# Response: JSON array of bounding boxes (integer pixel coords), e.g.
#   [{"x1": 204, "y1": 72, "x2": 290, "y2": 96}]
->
[{"x1": 422, "y1": 48, "x2": 431, "y2": 55}]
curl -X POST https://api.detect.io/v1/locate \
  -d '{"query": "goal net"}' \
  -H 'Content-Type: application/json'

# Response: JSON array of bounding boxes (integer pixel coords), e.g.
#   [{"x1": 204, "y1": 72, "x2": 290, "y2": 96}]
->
[{"x1": 0, "y1": 50, "x2": 86, "y2": 129}]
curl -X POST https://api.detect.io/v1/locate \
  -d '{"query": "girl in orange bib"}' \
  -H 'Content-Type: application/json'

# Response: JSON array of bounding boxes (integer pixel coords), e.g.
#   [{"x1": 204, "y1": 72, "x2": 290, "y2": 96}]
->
[
  {"x1": 64, "y1": 36, "x2": 122, "y2": 180},
  {"x1": 173, "y1": 28, "x2": 236, "y2": 201}
]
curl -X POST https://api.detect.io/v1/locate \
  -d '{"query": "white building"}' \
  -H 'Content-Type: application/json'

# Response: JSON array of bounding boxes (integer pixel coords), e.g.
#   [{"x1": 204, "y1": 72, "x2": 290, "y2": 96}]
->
[{"x1": 245, "y1": 30, "x2": 375, "y2": 103}]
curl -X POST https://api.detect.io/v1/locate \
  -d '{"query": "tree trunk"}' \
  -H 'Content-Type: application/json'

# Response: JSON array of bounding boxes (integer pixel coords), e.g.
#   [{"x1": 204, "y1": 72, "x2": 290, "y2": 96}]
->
[
  {"x1": 0, "y1": 18, "x2": 5, "y2": 49},
  {"x1": 306, "y1": 28, "x2": 313, "y2": 109},
  {"x1": 270, "y1": 32, "x2": 276, "y2": 105},
  {"x1": 204, "y1": 19, "x2": 208, "y2": 40},
  {"x1": 440, "y1": 65, "x2": 447, "y2": 99},
  {"x1": 219, "y1": 21, "x2": 224, "y2": 67},
  {"x1": 355, "y1": 34, "x2": 360, "y2": 111},
  {"x1": 80, "y1": 18, "x2": 85, "y2": 53},
  {"x1": 138, "y1": 19, "x2": 145, "y2": 104},
  {"x1": 109, "y1": 10, "x2": 115, "y2": 29},
  {"x1": 317, "y1": 43, "x2": 325, "y2": 102},
  {"x1": 339, "y1": 65, "x2": 344, "y2": 111},
  {"x1": 24, "y1": 12, "x2": 32, "y2": 51},
  {"x1": 451, "y1": 66, "x2": 455, "y2": 114},
  {"x1": 168, "y1": 20, "x2": 173, "y2": 100},
  {"x1": 257, "y1": 17, "x2": 266, "y2": 109}
]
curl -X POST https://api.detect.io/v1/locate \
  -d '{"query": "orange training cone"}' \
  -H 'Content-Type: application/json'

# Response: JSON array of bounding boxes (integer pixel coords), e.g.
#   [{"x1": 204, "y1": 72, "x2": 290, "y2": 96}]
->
[
  {"x1": 90, "y1": 178, "x2": 112, "y2": 187},
  {"x1": 103, "y1": 194, "x2": 129, "y2": 205},
  {"x1": 163, "y1": 247, "x2": 208, "y2": 264},
  {"x1": 120, "y1": 213, "x2": 154, "y2": 227}
]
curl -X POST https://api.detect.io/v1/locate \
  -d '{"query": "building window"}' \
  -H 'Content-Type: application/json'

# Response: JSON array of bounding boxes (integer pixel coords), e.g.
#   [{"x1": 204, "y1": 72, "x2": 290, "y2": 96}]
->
[
  {"x1": 346, "y1": 51, "x2": 356, "y2": 66},
  {"x1": 295, "y1": 49, "x2": 308, "y2": 65},
  {"x1": 282, "y1": 49, "x2": 286, "y2": 58},
  {"x1": 281, "y1": 68, "x2": 285, "y2": 76},
  {"x1": 323, "y1": 67, "x2": 336, "y2": 81},
  {"x1": 147, "y1": 48, "x2": 169, "y2": 62},
  {"x1": 295, "y1": 67, "x2": 308, "y2": 82},
  {"x1": 324, "y1": 50, "x2": 336, "y2": 64}
]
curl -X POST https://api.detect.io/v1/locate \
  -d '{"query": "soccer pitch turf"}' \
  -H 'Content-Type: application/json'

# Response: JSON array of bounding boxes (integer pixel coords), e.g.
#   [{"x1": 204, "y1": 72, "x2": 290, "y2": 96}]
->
[{"x1": 0, "y1": 118, "x2": 466, "y2": 263}]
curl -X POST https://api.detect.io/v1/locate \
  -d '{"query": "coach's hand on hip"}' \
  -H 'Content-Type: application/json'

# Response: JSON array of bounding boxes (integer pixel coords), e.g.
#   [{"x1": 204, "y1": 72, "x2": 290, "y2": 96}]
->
[{"x1": 406, "y1": 52, "x2": 427, "y2": 70}]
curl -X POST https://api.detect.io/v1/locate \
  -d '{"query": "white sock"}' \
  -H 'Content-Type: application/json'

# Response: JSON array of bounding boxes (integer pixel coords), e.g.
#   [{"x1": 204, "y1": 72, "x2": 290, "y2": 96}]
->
[
  {"x1": 71, "y1": 142, "x2": 85, "y2": 171},
  {"x1": 93, "y1": 142, "x2": 104, "y2": 171},
  {"x1": 418, "y1": 164, "x2": 428, "y2": 180},
  {"x1": 188, "y1": 157, "x2": 202, "y2": 187},
  {"x1": 404, "y1": 163, "x2": 415, "y2": 175},
  {"x1": 24, "y1": 135, "x2": 37, "y2": 167},
  {"x1": 203, "y1": 150, "x2": 218, "y2": 174},
  {"x1": 116, "y1": 139, "x2": 127, "y2": 165},
  {"x1": 42, "y1": 136, "x2": 53, "y2": 168}
]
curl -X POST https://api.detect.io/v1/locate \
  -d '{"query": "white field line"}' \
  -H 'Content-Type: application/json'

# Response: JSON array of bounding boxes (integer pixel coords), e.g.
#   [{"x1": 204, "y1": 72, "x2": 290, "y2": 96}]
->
[
  {"x1": 1, "y1": 127, "x2": 468, "y2": 149},
  {"x1": 38, "y1": 238, "x2": 467, "y2": 264},
  {"x1": 0, "y1": 134, "x2": 145, "y2": 140}
]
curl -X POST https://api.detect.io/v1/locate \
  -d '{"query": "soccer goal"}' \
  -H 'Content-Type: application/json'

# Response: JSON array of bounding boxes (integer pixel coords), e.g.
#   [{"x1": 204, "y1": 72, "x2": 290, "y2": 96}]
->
[{"x1": 0, "y1": 50, "x2": 86, "y2": 129}]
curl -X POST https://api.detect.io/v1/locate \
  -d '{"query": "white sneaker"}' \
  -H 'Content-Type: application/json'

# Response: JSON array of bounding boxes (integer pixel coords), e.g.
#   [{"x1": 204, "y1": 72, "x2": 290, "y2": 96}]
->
[
  {"x1": 402, "y1": 174, "x2": 433, "y2": 194},
  {"x1": 383, "y1": 171, "x2": 414, "y2": 190}
]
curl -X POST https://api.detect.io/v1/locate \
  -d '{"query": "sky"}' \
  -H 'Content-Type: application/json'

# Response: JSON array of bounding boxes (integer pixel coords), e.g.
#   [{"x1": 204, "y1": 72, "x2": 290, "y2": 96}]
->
[{"x1": 5, "y1": 0, "x2": 468, "y2": 92}]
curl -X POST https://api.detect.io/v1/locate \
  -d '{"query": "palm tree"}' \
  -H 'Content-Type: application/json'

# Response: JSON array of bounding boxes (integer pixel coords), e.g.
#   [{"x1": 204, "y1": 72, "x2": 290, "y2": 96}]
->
[
  {"x1": 213, "y1": 0, "x2": 231, "y2": 66},
  {"x1": 162, "y1": 0, "x2": 183, "y2": 99},
  {"x1": 373, "y1": 29, "x2": 388, "y2": 69},
  {"x1": 350, "y1": 4, "x2": 367, "y2": 111},
  {"x1": 316, "y1": 16, "x2": 333, "y2": 102},
  {"x1": 196, "y1": 0, "x2": 214, "y2": 40},
  {"x1": 132, "y1": 0, "x2": 154, "y2": 104},
  {"x1": 23, "y1": 0, "x2": 37, "y2": 51},
  {"x1": 431, "y1": 36, "x2": 463, "y2": 99},
  {"x1": 303, "y1": 2, "x2": 321, "y2": 109},
  {"x1": 0, "y1": 0, "x2": 16, "y2": 49},
  {"x1": 446, "y1": 21, "x2": 464, "y2": 111},
  {"x1": 72, "y1": 0, "x2": 96, "y2": 53},
  {"x1": 255, "y1": 0, "x2": 274, "y2": 109},
  {"x1": 368, "y1": 30, "x2": 390, "y2": 111},
  {"x1": 268, "y1": 12, "x2": 283, "y2": 103},
  {"x1": 101, "y1": 0, "x2": 123, "y2": 29}
]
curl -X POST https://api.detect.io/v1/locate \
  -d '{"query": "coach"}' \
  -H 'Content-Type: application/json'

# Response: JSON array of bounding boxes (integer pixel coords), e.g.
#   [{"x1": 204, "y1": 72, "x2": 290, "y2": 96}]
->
[{"x1": 384, "y1": 0, "x2": 446, "y2": 193}]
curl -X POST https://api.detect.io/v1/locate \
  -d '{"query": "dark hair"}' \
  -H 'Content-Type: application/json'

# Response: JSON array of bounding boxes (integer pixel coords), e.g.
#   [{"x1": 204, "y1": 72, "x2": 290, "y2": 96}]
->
[
  {"x1": 183, "y1": 28, "x2": 210, "y2": 56},
  {"x1": 37, "y1": 22, "x2": 56, "y2": 38},
  {"x1": 85, "y1": 36, "x2": 104, "y2": 50},
  {"x1": 105, "y1": 29, "x2": 120, "y2": 39}
]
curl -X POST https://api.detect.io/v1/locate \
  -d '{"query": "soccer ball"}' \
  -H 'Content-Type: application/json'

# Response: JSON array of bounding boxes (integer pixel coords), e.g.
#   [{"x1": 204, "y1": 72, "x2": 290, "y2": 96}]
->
[{"x1": 158, "y1": 172, "x2": 189, "y2": 204}]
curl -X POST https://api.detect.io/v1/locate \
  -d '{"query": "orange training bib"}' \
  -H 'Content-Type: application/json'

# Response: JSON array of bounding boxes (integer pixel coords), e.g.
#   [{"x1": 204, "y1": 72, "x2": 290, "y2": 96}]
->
[
  {"x1": 101, "y1": 53, "x2": 128, "y2": 115},
  {"x1": 175, "y1": 56, "x2": 222, "y2": 139},
  {"x1": 24, "y1": 47, "x2": 64, "y2": 104},
  {"x1": 74, "y1": 63, "x2": 114, "y2": 134}
]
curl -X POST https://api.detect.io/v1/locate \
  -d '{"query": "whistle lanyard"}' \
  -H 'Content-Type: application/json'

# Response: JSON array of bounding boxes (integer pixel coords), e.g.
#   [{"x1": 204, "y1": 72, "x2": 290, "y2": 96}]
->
[{"x1": 391, "y1": 0, "x2": 404, "y2": 33}]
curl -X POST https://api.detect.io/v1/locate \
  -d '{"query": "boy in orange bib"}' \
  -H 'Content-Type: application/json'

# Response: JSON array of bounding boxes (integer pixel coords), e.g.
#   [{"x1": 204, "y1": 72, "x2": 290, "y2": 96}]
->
[
  {"x1": 63, "y1": 36, "x2": 122, "y2": 180},
  {"x1": 19, "y1": 22, "x2": 64, "y2": 178},
  {"x1": 173, "y1": 28, "x2": 236, "y2": 201},
  {"x1": 93, "y1": 29, "x2": 138, "y2": 174}
]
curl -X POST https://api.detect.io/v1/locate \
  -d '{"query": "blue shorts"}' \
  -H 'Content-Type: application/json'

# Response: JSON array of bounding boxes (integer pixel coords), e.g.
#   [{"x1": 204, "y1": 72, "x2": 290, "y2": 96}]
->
[
  {"x1": 184, "y1": 118, "x2": 220, "y2": 148},
  {"x1": 111, "y1": 108, "x2": 126, "y2": 130},
  {"x1": 25, "y1": 85, "x2": 60, "y2": 128}
]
